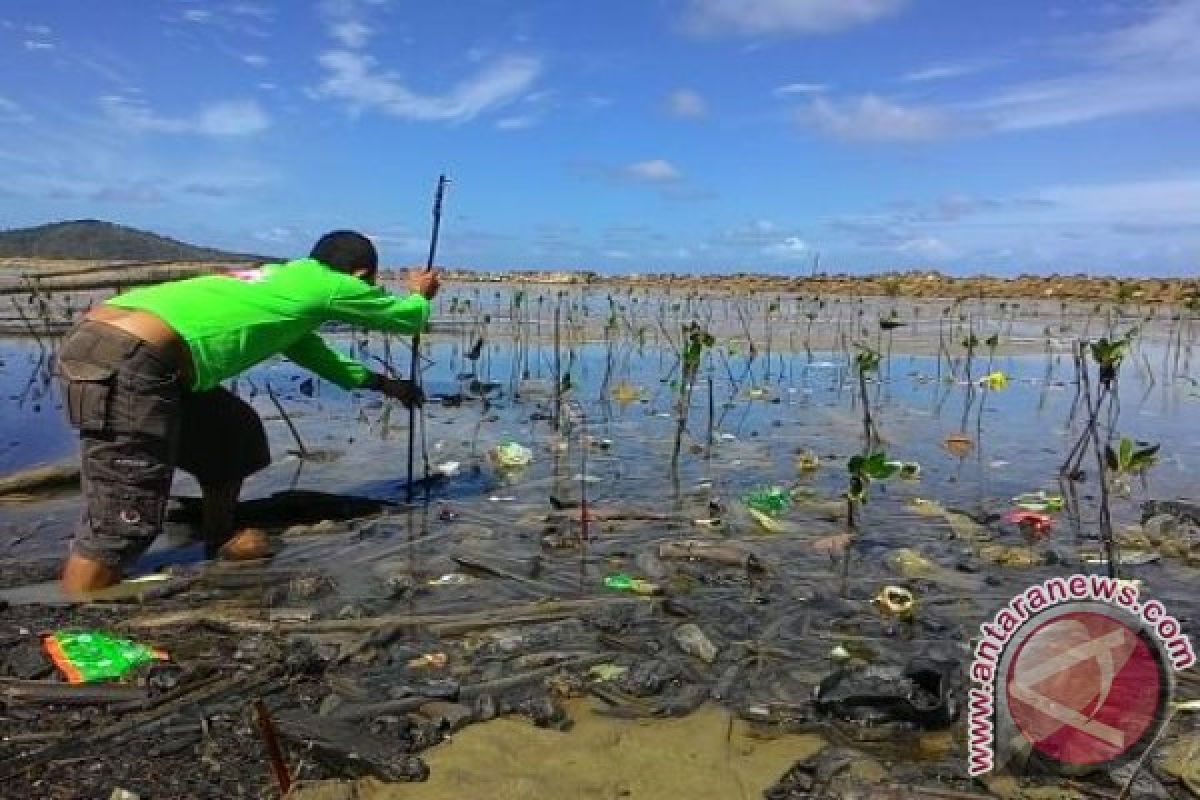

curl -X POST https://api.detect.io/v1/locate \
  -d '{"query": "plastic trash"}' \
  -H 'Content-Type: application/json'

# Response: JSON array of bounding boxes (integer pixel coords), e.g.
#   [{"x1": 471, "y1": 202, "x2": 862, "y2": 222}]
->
[
  {"x1": 673, "y1": 623, "x2": 718, "y2": 663},
  {"x1": 872, "y1": 585, "x2": 915, "y2": 619},
  {"x1": 743, "y1": 486, "x2": 791, "y2": 518},
  {"x1": 490, "y1": 439, "x2": 533, "y2": 468},
  {"x1": 427, "y1": 573, "x2": 475, "y2": 586},
  {"x1": 747, "y1": 508, "x2": 783, "y2": 533},
  {"x1": 43, "y1": 631, "x2": 168, "y2": 684},
  {"x1": 434, "y1": 461, "x2": 461, "y2": 477},
  {"x1": 1012, "y1": 491, "x2": 1063, "y2": 512},
  {"x1": 814, "y1": 657, "x2": 958, "y2": 728},
  {"x1": 1002, "y1": 509, "x2": 1054, "y2": 538},
  {"x1": 588, "y1": 664, "x2": 629, "y2": 683},
  {"x1": 407, "y1": 652, "x2": 448, "y2": 669},
  {"x1": 603, "y1": 573, "x2": 664, "y2": 596},
  {"x1": 979, "y1": 371, "x2": 1008, "y2": 390},
  {"x1": 796, "y1": 450, "x2": 821, "y2": 472},
  {"x1": 943, "y1": 433, "x2": 973, "y2": 457},
  {"x1": 748, "y1": 387, "x2": 769, "y2": 399},
  {"x1": 609, "y1": 382, "x2": 643, "y2": 404},
  {"x1": 886, "y1": 460, "x2": 921, "y2": 479}
]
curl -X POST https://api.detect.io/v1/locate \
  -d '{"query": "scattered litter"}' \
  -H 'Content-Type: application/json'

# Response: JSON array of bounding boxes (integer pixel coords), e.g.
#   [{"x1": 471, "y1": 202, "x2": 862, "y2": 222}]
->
[
  {"x1": 747, "y1": 508, "x2": 783, "y2": 533},
  {"x1": 795, "y1": 450, "x2": 820, "y2": 472},
  {"x1": 588, "y1": 664, "x2": 629, "y2": 683},
  {"x1": 979, "y1": 371, "x2": 1008, "y2": 390},
  {"x1": 943, "y1": 433, "x2": 973, "y2": 457},
  {"x1": 603, "y1": 573, "x2": 664, "y2": 596},
  {"x1": 407, "y1": 652, "x2": 448, "y2": 669},
  {"x1": 434, "y1": 461, "x2": 461, "y2": 477},
  {"x1": 742, "y1": 486, "x2": 791, "y2": 518},
  {"x1": 43, "y1": 631, "x2": 168, "y2": 684},
  {"x1": 427, "y1": 573, "x2": 475, "y2": 586},
  {"x1": 872, "y1": 586, "x2": 915, "y2": 619},
  {"x1": 609, "y1": 383, "x2": 643, "y2": 404},
  {"x1": 1002, "y1": 509, "x2": 1054, "y2": 538},
  {"x1": 1012, "y1": 491, "x2": 1063, "y2": 512},
  {"x1": 673, "y1": 623, "x2": 718, "y2": 663},
  {"x1": 490, "y1": 440, "x2": 533, "y2": 468},
  {"x1": 886, "y1": 460, "x2": 921, "y2": 479}
]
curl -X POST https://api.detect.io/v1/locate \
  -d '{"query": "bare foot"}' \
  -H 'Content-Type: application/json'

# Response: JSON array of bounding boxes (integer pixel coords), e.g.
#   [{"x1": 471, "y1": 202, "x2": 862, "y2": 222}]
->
[
  {"x1": 217, "y1": 528, "x2": 271, "y2": 561},
  {"x1": 61, "y1": 553, "x2": 121, "y2": 596}
]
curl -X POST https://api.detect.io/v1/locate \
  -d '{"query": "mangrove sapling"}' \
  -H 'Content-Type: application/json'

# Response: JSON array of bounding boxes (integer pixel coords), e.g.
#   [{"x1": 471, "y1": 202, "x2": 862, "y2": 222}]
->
[
  {"x1": 840, "y1": 451, "x2": 901, "y2": 597},
  {"x1": 1105, "y1": 436, "x2": 1160, "y2": 499},
  {"x1": 879, "y1": 312, "x2": 904, "y2": 377},
  {"x1": 961, "y1": 331, "x2": 979, "y2": 385},
  {"x1": 671, "y1": 323, "x2": 714, "y2": 473},
  {"x1": 853, "y1": 345, "x2": 883, "y2": 450}
]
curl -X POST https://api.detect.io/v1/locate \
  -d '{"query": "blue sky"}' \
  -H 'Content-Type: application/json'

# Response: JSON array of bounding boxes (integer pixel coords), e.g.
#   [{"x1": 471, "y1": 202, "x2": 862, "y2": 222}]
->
[{"x1": 0, "y1": 0, "x2": 1197, "y2": 275}]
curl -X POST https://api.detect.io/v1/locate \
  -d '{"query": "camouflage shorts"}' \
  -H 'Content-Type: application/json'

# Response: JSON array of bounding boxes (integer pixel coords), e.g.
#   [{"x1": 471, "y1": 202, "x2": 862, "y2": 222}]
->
[{"x1": 56, "y1": 320, "x2": 270, "y2": 568}]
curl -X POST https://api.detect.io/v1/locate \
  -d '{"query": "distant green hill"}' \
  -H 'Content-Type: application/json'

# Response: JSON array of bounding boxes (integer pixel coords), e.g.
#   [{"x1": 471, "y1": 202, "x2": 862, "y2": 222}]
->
[{"x1": 0, "y1": 219, "x2": 264, "y2": 261}]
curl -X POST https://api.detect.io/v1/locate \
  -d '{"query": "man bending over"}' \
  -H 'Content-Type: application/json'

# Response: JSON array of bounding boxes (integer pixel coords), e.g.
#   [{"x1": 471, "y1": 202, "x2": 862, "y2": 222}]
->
[{"x1": 54, "y1": 230, "x2": 437, "y2": 594}]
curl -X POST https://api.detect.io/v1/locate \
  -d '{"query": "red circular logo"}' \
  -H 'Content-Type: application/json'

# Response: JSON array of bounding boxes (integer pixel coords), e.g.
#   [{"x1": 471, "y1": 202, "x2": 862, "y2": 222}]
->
[{"x1": 1004, "y1": 610, "x2": 1165, "y2": 766}]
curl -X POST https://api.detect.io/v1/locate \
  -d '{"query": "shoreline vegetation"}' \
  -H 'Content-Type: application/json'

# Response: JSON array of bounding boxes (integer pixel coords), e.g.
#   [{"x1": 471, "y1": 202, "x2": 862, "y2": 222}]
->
[{"x1": 2, "y1": 257, "x2": 1197, "y2": 304}]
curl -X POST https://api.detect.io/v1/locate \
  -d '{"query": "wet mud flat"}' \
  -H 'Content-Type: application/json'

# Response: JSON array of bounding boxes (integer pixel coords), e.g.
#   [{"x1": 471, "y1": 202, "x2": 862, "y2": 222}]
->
[{"x1": 0, "y1": 288, "x2": 1198, "y2": 798}]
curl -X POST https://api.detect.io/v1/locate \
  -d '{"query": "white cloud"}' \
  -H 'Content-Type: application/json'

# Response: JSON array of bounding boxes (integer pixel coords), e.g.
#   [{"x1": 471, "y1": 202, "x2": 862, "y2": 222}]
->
[
  {"x1": 25, "y1": 24, "x2": 51, "y2": 35},
  {"x1": 183, "y1": 9, "x2": 212, "y2": 23},
  {"x1": 683, "y1": 0, "x2": 906, "y2": 36},
  {"x1": 242, "y1": 54, "x2": 269, "y2": 67},
  {"x1": 666, "y1": 88, "x2": 708, "y2": 118},
  {"x1": 314, "y1": 51, "x2": 542, "y2": 123},
  {"x1": 773, "y1": 82, "x2": 828, "y2": 95},
  {"x1": 902, "y1": 58, "x2": 1001, "y2": 83},
  {"x1": 496, "y1": 114, "x2": 537, "y2": 130},
  {"x1": 24, "y1": 40, "x2": 54, "y2": 51},
  {"x1": 1036, "y1": 175, "x2": 1200, "y2": 223},
  {"x1": 622, "y1": 159, "x2": 682, "y2": 183},
  {"x1": 801, "y1": 94, "x2": 951, "y2": 141},
  {"x1": 970, "y1": 1, "x2": 1200, "y2": 131},
  {"x1": 100, "y1": 96, "x2": 271, "y2": 137},
  {"x1": 331, "y1": 20, "x2": 372, "y2": 48},
  {"x1": 764, "y1": 236, "x2": 809, "y2": 257}
]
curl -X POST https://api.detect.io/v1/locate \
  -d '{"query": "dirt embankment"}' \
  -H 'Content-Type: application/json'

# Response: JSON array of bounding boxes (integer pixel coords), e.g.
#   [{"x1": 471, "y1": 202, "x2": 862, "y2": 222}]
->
[{"x1": 4, "y1": 259, "x2": 1198, "y2": 305}]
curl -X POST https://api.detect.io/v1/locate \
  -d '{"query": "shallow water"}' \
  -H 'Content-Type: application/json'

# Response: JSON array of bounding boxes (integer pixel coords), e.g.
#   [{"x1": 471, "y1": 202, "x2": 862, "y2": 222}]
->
[{"x1": 0, "y1": 290, "x2": 1197, "y2": 794}]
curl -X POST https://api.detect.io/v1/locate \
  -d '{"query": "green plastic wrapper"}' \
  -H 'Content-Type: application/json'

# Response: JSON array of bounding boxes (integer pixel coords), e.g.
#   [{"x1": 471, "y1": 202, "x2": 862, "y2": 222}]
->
[
  {"x1": 43, "y1": 631, "x2": 168, "y2": 684},
  {"x1": 742, "y1": 487, "x2": 791, "y2": 518},
  {"x1": 603, "y1": 573, "x2": 663, "y2": 596}
]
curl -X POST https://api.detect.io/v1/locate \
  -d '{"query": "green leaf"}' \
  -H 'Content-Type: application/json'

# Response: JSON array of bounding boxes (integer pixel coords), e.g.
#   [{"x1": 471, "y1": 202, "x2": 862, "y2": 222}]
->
[
  {"x1": 1119, "y1": 437, "x2": 1134, "y2": 468},
  {"x1": 847, "y1": 455, "x2": 866, "y2": 475}
]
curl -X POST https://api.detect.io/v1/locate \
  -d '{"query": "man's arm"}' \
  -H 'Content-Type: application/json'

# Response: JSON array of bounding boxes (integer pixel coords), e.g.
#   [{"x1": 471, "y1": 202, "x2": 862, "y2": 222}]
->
[
  {"x1": 325, "y1": 279, "x2": 432, "y2": 334},
  {"x1": 282, "y1": 333, "x2": 424, "y2": 407},
  {"x1": 283, "y1": 332, "x2": 373, "y2": 390}
]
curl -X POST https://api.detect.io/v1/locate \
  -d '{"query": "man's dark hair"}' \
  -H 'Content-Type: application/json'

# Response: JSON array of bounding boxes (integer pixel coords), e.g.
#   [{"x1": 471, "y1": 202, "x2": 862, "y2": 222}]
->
[{"x1": 310, "y1": 230, "x2": 378, "y2": 278}]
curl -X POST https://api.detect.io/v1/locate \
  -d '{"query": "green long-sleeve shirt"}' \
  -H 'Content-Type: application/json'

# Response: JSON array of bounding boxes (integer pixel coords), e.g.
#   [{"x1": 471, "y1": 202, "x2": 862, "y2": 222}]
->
[{"x1": 106, "y1": 257, "x2": 429, "y2": 391}]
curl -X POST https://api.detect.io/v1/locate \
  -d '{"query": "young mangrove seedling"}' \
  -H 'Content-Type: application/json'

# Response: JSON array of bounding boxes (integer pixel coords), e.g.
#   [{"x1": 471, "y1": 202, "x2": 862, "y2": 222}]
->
[
  {"x1": 671, "y1": 322, "x2": 715, "y2": 472},
  {"x1": 1105, "y1": 436, "x2": 1160, "y2": 497}
]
